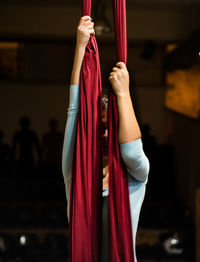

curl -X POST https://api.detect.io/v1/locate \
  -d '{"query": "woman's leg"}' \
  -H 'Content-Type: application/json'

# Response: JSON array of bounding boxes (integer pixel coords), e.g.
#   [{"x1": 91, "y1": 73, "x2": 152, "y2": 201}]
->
[{"x1": 101, "y1": 195, "x2": 109, "y2": 262}]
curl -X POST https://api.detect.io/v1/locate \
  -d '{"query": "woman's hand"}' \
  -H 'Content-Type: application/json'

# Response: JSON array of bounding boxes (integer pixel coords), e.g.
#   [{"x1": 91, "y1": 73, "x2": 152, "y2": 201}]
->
[
  {"x1": 70, "y1": 16, "x2": 95, "y2": 85},
  {"x1": 109, "y1": 62, "x2": 142, "y2": 143},
  {"x1": 76, "y1": 16, "x2": 95, "y2": 48},
  {"x1": 108, "y1": 62, "x2": 130, "y2": 97}
]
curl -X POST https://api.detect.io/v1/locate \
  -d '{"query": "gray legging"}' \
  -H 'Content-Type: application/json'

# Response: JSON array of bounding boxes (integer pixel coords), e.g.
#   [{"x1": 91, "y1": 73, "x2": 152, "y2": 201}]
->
[{"x1": 101, "y1": 195, "x2": 109, "y2": 262}]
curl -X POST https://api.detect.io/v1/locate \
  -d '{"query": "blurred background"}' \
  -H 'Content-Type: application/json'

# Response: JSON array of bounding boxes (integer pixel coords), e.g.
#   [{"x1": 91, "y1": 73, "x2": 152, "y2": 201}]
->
[{"x1": 0, "y1": 0, "x2": 200, "y2": 261}]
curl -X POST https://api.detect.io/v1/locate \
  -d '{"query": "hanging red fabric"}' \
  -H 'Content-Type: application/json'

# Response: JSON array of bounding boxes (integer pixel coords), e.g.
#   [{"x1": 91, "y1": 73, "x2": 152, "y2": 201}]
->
[
  {"x1": 69, "y1": 2, "x2": 102, "y2": 261},
  {"x1": 69, "y1": 0, "x2": 134, "y2": 261},
  {"x1": 108, "y1": 0, "x2": 134, "y2": 260}
]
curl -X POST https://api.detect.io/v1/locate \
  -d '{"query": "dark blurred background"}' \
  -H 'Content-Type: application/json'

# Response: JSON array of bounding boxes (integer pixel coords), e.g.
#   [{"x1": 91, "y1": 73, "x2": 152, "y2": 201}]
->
[{"x1": 0, "y1": 0, "x2": 200, "y2": 261}]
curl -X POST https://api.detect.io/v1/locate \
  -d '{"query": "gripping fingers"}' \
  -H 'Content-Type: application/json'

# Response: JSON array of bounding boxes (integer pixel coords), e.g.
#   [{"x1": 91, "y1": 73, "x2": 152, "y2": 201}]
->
[
  {"x1": 87, "y1": 25, "x2": 94, "y2": 30},
  {"x1": 108, "y1": 75, "x2": 113, "y2": 82},
  {"x1": 81, "y1": 16, "x2": 92, "y2": 21},
  {"x1": 83, "y1": 20, "x2": 93, "y2": 26},
  {"x1": 112, "y1": 67, "x2": 119, "y2": 72},
  {"x1": 88, "y1": 29, "x2": 95, "y2": 35},
  {"x1": 116, "y1": 62, "x2": 126, "y2": 69}
]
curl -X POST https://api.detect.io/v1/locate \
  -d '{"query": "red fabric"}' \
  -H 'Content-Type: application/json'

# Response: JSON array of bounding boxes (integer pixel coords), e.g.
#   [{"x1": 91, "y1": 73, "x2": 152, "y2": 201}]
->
[
  {"x1": 69, "y1": 0, "x2": 134, "y2": 261},
  {"x1": 108, "y1": 0, "x2": 134, "y2": 261},
  {"x1": 69, "y1": 35, "x2": 102, "y2": 262}
]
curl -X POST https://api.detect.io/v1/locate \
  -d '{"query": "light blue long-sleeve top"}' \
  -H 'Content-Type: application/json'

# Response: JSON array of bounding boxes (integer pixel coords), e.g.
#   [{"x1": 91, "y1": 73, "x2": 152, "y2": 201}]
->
[{"x1": 62, "y1": 84, "x2": 150, "y2": 262}]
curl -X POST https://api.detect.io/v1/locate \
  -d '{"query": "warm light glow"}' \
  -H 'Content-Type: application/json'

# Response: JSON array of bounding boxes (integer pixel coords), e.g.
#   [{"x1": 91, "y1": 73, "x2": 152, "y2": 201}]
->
[
  {"x1": 165, "y1": 64, "x2": 200, "y2": 119},
  {"x1": 166, "y1": 44, "x2": 178, "y2": 53},
  {"x1": 0, "y1": 42, "x2": 19, "y2": 49},
  {"x1": 0, "y1": 41, "x2": 21, "y2": 79}
]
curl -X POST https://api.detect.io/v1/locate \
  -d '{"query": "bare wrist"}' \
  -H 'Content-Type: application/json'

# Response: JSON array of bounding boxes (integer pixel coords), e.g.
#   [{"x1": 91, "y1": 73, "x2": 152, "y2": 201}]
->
[
  {"x1": 116, "y1": 90, "x2": 130, "y2": 100},
  {"x1": 76, "y1": 40, "x2": 87, "y2": 51}
]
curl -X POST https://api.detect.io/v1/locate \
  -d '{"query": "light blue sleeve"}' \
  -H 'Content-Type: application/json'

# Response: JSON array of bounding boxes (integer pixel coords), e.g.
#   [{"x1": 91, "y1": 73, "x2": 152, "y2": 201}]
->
[
  {"x1": 119, "y1": 138, "x2": 150, "y2": 182},
  {"x1": 62, "y1": 84, "x2": 80, "y2": 211},
  {"x1": 62, "y1": 84, "x2": 149, "y2": 208}
]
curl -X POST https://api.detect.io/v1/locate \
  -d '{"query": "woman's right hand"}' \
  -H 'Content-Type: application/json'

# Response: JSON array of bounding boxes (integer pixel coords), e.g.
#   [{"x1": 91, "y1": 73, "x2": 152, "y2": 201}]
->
[{"x1": 76, "y1": 16, "x2": 95, "y2": 48}]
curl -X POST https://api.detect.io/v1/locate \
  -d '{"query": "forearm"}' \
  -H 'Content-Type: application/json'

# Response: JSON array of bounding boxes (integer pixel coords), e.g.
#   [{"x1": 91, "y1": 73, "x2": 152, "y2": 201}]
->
[
  {"x1": 62, "y1": 85, "x2": 80, "y2": 184},
  {"x1": 108, "y1": 62, "x2": 141, "y2": 143},
  {"x1": 117, "y1": 93, "x2": 142, "y2": 144},
  {"x1": 70, "y1": 45, "x2": 86, "y2": 85},
  {"x1": 71, "y1": 16, "x2": 94, "y2": 85},
  {"x1": 117, "y1": 92, "x2": 149, "y2": 182}
]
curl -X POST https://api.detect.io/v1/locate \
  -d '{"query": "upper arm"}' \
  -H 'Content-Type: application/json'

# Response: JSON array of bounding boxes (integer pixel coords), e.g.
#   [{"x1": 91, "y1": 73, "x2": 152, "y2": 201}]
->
[{"x1": 120, "y1": 138, "x2": 150, "y2": 182}]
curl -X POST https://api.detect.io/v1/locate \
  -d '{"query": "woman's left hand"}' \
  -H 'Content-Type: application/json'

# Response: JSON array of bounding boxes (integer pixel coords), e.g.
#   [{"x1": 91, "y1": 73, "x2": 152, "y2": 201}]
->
[
  {"x1": 108, "y1": 62, "x2": 130, "y2": 97},
  {"x1": 76, "y1": 16, "x2": 95, "y2": 48}
]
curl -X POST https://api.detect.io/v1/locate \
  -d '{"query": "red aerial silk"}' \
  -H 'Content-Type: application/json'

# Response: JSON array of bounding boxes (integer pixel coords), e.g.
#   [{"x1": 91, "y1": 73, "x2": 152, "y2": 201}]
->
[
  {"x1": 69, "y1": 0, "x2": 134, "y2": 261},
  {"x1": 108, "y1": 0, "x2": 134, "y2": 260}
]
